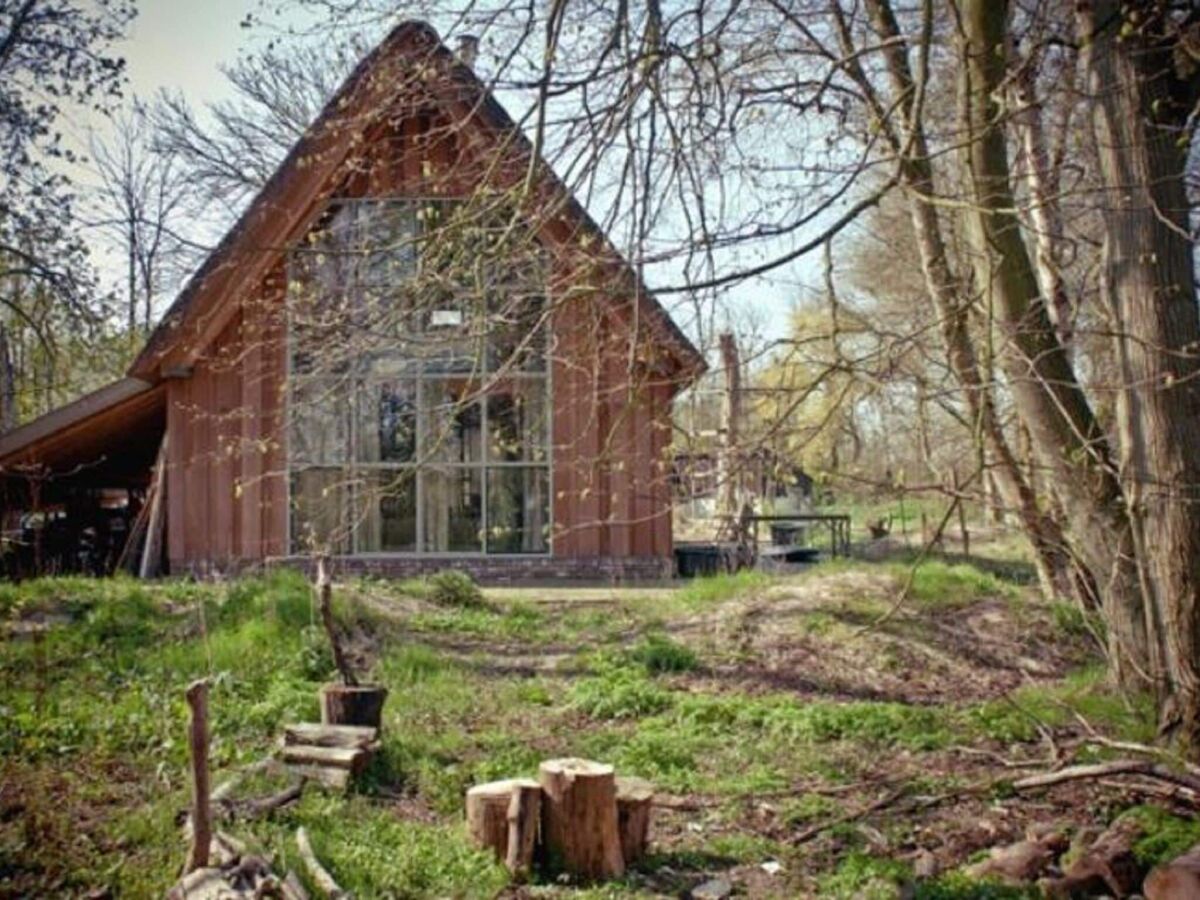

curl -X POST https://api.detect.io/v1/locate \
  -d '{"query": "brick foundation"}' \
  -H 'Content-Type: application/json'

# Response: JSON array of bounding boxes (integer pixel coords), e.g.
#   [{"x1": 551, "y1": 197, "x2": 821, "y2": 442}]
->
[{"x1": 255, "y1": 554, "x2": 676, "y2": 584}]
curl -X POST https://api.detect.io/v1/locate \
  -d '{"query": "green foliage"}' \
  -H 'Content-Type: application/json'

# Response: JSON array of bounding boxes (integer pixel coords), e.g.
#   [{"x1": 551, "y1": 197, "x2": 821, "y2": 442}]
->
[
  {"x1": 570, "y1": 659, "x2": 674, "y2": 719},
  {"x1": 914, "y1": 872, "x2": 1041, "y2": 899},
  {"x1": 817, "y1": 851, "x2": 912, "y2": 899},
  {"x1": 674, "y1": 569, "x2": 773, "y2": 607},
  {"x1": 403, "y1": 569, "x2": 486, "y2": 608},
  {"x1": 963, "y1": 667, "x2": 1154, "y2": 745},
  {"x1": 1120, "y1": 804, "x2": 1200, "y2": 867},
  {"x1": 284, "y1": 796, "x2": 508, "y2": 897},
  {"x1": 904, "y1": 560, "x2": 1014, "y2": 608},
  {"x1": 627, "y1": 633, "x2": 698, "y2": 674}
]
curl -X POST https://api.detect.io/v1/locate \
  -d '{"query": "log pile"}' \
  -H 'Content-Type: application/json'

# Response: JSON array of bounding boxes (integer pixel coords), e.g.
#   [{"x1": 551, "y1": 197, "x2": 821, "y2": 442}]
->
[
  {"x1": 465, "y1": 757, "x2": 654, "y2": 882},
  {"x1": 280, "y1": 722, "x2": 380, "y2": 790}
]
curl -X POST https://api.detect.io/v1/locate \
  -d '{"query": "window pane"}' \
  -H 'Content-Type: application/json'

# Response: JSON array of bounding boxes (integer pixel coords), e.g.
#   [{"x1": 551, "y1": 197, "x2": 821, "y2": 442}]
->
[
  {"x1": 487, "y1": 467, "x2": 549, "y2": 554},
  {"x1": 422, "y1": 468, "x2": 482, "y2": 552},
  {"x1": 357, "y1": 379, "x2": 417, "y2": 464},
  {"x1": 421, "y1": 379, "x2": 482, "y2": 463},
  {"x1": 487, "y1": 379, "x2": 549, "y2": 462},
  {"x1": 290, "y1": 468, "x2": 352, "y2": 554},
  {"x1": 356, "y1": 470, "x2": 417, "y2": 553},
  {"x1": 487, "y1": 291, "x2": 547, "y2": 373},
  {"x1": 290, "y1": 378, "x2": 352, "y2": 466}
]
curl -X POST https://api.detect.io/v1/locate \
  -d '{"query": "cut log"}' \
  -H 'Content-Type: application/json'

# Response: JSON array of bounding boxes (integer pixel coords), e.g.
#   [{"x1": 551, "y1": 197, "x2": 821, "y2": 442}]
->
[
  {"x1": 506, "y1": 781, "x2": 542, "y2": 881},
  {"x1": 320, "y1": 683, "x2": 388, "y2": 730},
  {"x1": 616, "y1": 776, "x2": 654, "y2": 865},
  {"x1": 465, "y1": 778, "x2": 540, "y2": 866},
  {"x1": 538, "y1": 758, "x2": 625, "y2": 880},
  {"x1": 185, "y1": 679, "x2": 212, "y2": 874},
  {"x1": 286, "y1": 765, "x2": 350, "y2": 792},
  {"x1": 285, "y1": 723, "x2": 378, "y2": 749},
  {"x1": 1145, "y1": 842, "x2": 1200, "y2": 899},
  {"x1": 280, "y1": 744, "x2": 367, "y2": 773}
]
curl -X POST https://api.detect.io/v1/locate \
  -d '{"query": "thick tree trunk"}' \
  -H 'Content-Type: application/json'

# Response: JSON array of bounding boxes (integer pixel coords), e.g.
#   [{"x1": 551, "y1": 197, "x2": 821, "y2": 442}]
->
[
  {"x1": 957, "y1": 0, "x2": 1151, "y2": 689},
  {"x1": 1081, "y1": 0, "x2": 1200, "y2": 746}
]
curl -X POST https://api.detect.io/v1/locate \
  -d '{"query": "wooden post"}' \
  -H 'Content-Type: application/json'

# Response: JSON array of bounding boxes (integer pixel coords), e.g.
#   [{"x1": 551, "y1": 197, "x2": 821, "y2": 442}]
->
[
  {"x1": 315, "y1": 555, "x2": 357, "y2": 686},
  {"x1": 615, "y1": 776, "x2": 653, "y2": 865},
  {"x1": 139, "y1": 436, "x2": 168, "y2": 578},
  {"x1": 717, "y1": 332, "x2": 743, "y2": 528},
  {"x1": 465, "y1": 778, "x2": 540, "y2": 871},
  {"x1": 538, "y1": 758, "x2": 624, "y2": 880},
  {"x1": 185, "y1": 679, "x2": 211, "y2": 873}
]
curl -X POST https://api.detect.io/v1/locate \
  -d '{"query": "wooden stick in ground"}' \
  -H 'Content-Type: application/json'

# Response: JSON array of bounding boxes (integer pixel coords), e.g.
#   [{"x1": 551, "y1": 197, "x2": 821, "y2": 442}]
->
[
  {"x1": 184, "y1": 679, "x2": 211, "y2": 873},
  {"x1": 296, "y1": 826, "x2": 345, "y2": 899},
  {"x1": 315, "y1": 555, "x2": 357, "y2": 687},
  {"x1": 538, "y1": 758, "x2": 625, "y2": 880},
  {"x1": 505, "y1": 781, "x2": 542, "y2": 881}
]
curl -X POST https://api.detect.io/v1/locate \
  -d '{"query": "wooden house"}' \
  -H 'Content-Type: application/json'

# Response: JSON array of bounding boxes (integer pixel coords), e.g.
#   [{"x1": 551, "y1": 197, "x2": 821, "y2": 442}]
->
[{"x1": 0, "y1": 22, "x2": 704, "y2": 580}]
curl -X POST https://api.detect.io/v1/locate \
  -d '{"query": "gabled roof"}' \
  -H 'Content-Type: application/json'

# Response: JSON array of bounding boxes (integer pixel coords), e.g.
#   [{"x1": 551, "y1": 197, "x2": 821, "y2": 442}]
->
[{"x1": 131, "y1": 20, "x2": 706, "y2": 383}]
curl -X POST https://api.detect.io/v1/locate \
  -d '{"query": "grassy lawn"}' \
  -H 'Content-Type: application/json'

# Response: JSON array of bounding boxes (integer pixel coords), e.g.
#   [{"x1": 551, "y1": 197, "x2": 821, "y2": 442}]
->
[{"x1": 0, "y1": 558, "x2": 1195, "y2": 898}]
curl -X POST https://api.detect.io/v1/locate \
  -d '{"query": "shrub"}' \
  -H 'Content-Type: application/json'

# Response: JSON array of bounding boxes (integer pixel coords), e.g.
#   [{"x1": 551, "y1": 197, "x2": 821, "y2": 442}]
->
[
  {"x1": 628, "y1": 633, "x2": 698, "y2": 674},
  {"x1": 425, "y1": 570, "x2": 485, "y2": 609}
]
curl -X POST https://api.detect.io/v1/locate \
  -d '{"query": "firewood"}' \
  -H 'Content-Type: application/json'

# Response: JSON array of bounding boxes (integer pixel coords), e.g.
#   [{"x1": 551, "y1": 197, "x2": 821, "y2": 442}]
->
[
  {"x1": 296, "y1": 827, "x2": 345, "y2": 899},
  {"x1": 505, "y1": 781, "x2": 542, "y2": 881},
  {"x1": 284, "y1": 723, "x2": 378, "y2": 749},
  {"x1": 465, "y1": 778, "x2": 540, "y2": 866},
  {"x1": 282, "y1": 871, "x2": 311, "y2": 900},
  {"x1": 279, "y1": 744, "x2": 367, "y2": 773},
  {"x1": 966, "y1": 838, "x2": 1058, "y2": 884},
  {"x1": 538, "y1": 758, "x2": 625, "y2": 880},
  {"x1": 616, "y1": 776, "x2": 654, "y2": 865},
  {"x1": 185, "y1": 679, "x2": 212, "y2": 874},
  {"x1": 1145, "y1": 842, "x2": 1200, "y2": 899}
]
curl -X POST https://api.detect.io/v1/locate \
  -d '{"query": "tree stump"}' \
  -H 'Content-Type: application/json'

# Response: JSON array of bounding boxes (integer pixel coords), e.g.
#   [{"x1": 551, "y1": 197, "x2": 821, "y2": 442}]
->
[
  {"x1": 538, "y1": 758, "x2": 624, "y2": 880},
  {"x1": 616, "y1": 776, "x2": 653, "y2": 865},
  {"x1": 466, "y1": 778, "x2": 541, "y2": 872},
  {"x1": 506, "y1": 781, "x2": 542, "y2": 881},
  {"x1": 319, "y1": 684, "x2": 387, "y2": 729}
]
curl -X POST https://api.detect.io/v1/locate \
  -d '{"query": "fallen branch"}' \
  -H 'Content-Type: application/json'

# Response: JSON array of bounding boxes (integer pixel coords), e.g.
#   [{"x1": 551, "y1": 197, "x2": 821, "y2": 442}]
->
[
  {"x1": 790, "y1": 787, "x2": 908, "y2": 845},
  {"x1": 1012, "y1": 759, "x2": 1200, "y2": 796},
  {"x1": 296, "y1": 826, "x2": 346, "y2": 899}
]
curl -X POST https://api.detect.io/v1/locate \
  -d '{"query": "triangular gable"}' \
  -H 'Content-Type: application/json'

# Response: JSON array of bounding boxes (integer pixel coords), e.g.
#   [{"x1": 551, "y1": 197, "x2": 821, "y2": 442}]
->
[{"x1": 130, "y1": 20, "x2": 706, "y2": 384}]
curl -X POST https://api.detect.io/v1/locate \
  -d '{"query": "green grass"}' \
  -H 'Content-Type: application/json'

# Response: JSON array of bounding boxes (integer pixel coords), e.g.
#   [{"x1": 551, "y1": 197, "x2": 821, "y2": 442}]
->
[
  {"x1": 0, "y1": 563, "x2": 1180, "y2": 898},
  {"x1": 672, "y1": 569, "x2": 774, "y2": 607}
]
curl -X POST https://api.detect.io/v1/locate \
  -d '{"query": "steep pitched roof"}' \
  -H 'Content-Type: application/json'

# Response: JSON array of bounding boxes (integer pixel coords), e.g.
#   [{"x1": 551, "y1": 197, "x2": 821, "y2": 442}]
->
[{"x1": 130, "y1": 20, "x2": 705, "y2": 383}]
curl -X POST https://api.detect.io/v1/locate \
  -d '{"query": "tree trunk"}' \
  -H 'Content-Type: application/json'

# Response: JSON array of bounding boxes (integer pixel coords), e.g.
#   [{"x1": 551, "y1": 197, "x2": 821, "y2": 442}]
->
[
  {"x1": 858, "y1": 0, "x2": 1087, "y2": 613},
  {"x1": 956, "y1": 0, "x2": 1151, "y2": 689},
  {"x1": 538, "y1": 758, "x2": 624, "y2": 880},
  {"x1": 1081, "y1": 0, "x2": 1200, "y2": 748}
]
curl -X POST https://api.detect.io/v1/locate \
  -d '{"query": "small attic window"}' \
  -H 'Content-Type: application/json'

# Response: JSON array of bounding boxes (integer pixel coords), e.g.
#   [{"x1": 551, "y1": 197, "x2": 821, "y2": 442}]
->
[{"x1": 430, "y1": 308, "x2": 463, "y2": 328}]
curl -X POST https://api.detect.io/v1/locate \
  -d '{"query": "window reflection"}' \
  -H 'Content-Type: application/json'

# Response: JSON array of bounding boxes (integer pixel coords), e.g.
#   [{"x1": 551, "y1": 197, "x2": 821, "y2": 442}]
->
[{"x1": 289, "y1": 198, "x2": 550, "y2": 556}]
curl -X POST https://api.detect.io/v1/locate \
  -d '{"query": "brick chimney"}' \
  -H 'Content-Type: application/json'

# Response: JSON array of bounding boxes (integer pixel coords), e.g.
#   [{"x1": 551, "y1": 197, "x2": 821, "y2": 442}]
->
[{"x1": 456, "y1": 34, "x2": 479, "y2": 69}]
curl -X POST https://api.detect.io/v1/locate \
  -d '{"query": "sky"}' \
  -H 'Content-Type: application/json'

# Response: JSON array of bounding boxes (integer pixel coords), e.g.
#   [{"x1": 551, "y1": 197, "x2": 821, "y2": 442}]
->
[{"x1": 73, "y1": 0, "x2": 826, "y2": 359}]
